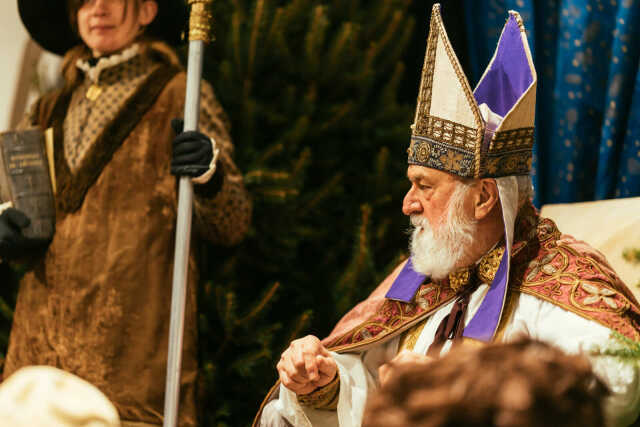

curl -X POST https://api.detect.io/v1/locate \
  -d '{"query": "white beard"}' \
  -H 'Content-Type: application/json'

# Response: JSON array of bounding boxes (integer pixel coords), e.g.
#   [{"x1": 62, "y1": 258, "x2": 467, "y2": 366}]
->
[{"x1": 409, "y1": 183, "x2": 478, "y2": 280}]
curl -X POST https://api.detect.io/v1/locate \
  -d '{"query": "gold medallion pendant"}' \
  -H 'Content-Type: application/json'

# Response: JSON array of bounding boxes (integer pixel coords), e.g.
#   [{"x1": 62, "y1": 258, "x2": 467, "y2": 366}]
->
[{"x1": 85, "y1": 84, "x2": 103, "y2": 101}]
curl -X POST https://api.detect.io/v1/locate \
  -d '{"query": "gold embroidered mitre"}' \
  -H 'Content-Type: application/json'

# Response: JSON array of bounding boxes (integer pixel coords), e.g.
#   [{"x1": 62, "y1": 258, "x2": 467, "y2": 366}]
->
[{"x1": 408, "y1": 4, "x2": 537, "y2": 178}]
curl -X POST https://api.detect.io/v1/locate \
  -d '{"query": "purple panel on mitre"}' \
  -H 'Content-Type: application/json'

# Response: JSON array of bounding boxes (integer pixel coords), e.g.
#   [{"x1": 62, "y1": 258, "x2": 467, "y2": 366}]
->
[
  {"x1": 474, "y1": 15, "x2": 533, "y2": 118},
  {"x1": 462, "y1": 247, "x2": 509, "y2": 342},
  {"x1": 385, "y1": 257, "x2": 427, "y2": 303}
]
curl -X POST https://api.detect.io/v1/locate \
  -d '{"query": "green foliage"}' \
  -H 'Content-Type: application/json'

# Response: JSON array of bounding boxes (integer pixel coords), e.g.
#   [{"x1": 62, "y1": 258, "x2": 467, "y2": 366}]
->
[
  {"x1": 622, "y1": 247, "x2": 640, "y2": 287},
  {"x1": 622, "y1": 248, "x2": 640, "y2": 265},
  {"x1": 199, "y1": 0, "x2": 415, "y2": 424},
  {"x1": 589, "y1": 331, "x2": 640, "y2": 361}
]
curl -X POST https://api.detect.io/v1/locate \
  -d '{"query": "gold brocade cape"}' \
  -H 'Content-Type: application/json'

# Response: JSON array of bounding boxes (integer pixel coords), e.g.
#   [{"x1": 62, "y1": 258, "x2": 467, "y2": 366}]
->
[
  {"x1": 326, "y1": 203, "x2": 640, "y2": 351},
  {"x1": 253, "y1": 203, "x2": 640, "y2": 425}
]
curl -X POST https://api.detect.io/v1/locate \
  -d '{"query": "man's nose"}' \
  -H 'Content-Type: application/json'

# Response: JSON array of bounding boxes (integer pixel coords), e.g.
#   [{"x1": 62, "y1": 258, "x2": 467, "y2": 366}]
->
[{"x1": 402, "y1": 188, "x2": 422, "y2": 216}]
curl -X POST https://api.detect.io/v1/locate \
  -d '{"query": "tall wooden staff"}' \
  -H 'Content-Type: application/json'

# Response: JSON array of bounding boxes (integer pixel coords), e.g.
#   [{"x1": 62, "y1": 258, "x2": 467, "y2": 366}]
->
[{"x1": 163, "y1": 1, "x2": 213, "y2": 426}]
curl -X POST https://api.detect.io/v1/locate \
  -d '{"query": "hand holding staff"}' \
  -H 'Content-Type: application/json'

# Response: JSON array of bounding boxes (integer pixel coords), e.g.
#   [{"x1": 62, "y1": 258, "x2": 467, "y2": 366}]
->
[{"x1": 163, "y1": 2, "x2": 213, "y2": 426}]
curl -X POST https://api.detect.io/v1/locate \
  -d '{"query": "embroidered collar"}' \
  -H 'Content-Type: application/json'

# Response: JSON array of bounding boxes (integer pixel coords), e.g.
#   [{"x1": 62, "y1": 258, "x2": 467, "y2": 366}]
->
[
  {"x1": 386, "y1": 244, "x2": 506, "y2": 301},
  {"x1": 438, "y1": 245, "x2": 506, "y2": 291},
  {"x1": 76, "y1": 43, "x2": 141, "y2": 83},
  {"x1": 477, "y1": 246, "x2": 506, "y2": 284}
]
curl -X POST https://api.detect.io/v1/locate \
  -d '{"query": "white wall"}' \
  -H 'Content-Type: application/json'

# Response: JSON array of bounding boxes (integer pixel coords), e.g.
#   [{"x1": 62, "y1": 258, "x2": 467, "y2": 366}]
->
[
  {"x1": 0, "y1": 2, "x2": 63, "y2": 131},
  {"x1": 0, "y1": 2, "x2": 30, "y2": 130}
]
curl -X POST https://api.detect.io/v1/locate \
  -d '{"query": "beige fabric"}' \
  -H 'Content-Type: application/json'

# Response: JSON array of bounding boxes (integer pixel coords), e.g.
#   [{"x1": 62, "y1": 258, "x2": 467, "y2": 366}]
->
[
  {"x1": 540, "y1": 197, "x2": 640, "y2": 298},
  {"x1": 430, "y1": 34, "x2": 477, "y2": 129},
  {"x1": 497, "y1": 84, "x2": 536, "y2": 132},
  {"x1": 0, "y1": 366, "x2": 120, "y2": 427}
]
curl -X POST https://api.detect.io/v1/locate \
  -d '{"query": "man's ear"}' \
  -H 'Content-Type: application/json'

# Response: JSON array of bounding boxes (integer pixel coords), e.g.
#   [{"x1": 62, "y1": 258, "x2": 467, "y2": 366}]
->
[
  {"x1": 473, "y1": 178, "x2": 499, "y2": 220},
  {"x1": 139, "y1": 0, "x2": 159, "y2": 26}
]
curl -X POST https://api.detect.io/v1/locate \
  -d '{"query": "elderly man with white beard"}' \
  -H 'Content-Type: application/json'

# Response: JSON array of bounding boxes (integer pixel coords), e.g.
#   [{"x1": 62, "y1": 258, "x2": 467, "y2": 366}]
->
[{"x1": 254, "y1": 5, "x2": 640, "y2": 427}]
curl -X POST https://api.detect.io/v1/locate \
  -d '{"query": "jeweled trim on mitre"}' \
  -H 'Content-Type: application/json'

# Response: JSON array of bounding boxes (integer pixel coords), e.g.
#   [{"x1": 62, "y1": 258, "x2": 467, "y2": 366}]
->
[
  {"x1": 485, "y1": 126, "x2": 535, "y2": 176},
  {"x1": 409, "y1": 3, "x2": 484, "y2": 178},
  {"x1": 408, "y1": 135, "x2": 476, "y2": 178}
]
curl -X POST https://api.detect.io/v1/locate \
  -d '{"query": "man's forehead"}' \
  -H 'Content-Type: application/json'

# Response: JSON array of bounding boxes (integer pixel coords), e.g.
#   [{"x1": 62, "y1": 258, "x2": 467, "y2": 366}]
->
[{"x1": 406, "y1": 165, "x2": 456, "y2": 182}]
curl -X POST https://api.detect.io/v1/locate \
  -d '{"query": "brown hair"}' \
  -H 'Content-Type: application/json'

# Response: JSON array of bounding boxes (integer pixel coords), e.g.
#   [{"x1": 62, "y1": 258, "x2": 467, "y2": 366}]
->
[{"x1": 362, "y1": 339, "x2": 608, "y2": 427}]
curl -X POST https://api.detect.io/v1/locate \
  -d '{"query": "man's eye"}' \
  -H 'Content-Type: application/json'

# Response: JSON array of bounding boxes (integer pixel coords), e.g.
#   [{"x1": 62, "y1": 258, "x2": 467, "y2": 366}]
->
[{"x1": 418, "y1": 184, "x2": 431, "y2": 190}]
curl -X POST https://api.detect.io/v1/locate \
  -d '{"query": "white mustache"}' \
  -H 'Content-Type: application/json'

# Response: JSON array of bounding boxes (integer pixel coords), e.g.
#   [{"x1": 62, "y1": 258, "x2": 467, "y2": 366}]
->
[{"x1": 410, "y1": 215, "x2": 428, "y2": 229}]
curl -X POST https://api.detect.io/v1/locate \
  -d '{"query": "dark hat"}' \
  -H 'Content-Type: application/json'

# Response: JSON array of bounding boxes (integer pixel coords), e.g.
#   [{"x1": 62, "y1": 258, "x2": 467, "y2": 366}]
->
[{"x1": 18, "y1": 0, "x2": 188, "y2": 56}]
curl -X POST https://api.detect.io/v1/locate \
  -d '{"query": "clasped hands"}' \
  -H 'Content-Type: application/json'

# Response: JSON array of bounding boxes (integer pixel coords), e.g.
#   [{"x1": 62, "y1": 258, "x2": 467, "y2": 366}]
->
[
  {"x1": 277, "y1": 335, "x2": 337, "y2": 395},
  {"x1": 277, "y1": 335, "x2": 434, "y2": 396}
]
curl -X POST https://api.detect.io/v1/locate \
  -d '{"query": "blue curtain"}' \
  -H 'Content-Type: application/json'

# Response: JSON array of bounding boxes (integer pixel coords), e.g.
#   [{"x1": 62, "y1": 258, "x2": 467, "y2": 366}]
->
[{"x1": 463, "y1": 0, "x2": 640, "y2": 205}]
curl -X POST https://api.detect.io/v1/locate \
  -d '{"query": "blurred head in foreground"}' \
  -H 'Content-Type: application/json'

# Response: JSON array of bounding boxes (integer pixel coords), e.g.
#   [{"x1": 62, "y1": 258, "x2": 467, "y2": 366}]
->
[
  {"x1": 363, "y1": 339, "x2": 608, "y2": 427},
  {"x1": 0, "y1": 365, "x2": 120, "y2": 427}
]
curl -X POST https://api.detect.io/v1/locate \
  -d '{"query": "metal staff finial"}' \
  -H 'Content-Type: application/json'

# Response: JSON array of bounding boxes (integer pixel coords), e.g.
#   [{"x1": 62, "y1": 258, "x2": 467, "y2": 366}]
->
[
  {"x1": 163, "y1": 1, "x2": 214, "y2": 427},
  {"x1": 188, "y1": 0, "x2": 213, "y2": 42}
]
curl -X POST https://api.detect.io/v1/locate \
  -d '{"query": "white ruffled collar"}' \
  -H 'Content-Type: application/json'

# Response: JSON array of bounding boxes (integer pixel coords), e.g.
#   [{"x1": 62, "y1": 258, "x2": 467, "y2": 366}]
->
[{"x1": 75, "y1": 43, "x2": 141, "y2": 83}]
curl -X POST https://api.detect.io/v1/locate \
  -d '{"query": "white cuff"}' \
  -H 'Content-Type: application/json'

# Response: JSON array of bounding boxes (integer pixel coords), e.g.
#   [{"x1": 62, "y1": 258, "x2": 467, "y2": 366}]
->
[
  {"x1": 192, "y1": 137, "x2": 220, "y2": 185},
  {"x1": 0, "y1": 201, "x2": 13, "y2": 215}
]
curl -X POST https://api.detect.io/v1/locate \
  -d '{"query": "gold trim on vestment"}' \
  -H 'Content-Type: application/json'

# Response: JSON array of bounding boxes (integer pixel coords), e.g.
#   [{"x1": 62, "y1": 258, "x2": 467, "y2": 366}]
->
[
  {"x1": 297, "y1": 373, "x2": 340, "y2": 410},
  {"x1": 398, "y1": 320, "x2": 427, "y2": 352}
]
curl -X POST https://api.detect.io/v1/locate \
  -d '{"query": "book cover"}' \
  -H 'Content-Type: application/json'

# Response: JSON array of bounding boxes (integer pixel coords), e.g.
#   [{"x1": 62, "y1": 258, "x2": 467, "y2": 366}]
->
[{"x1": 0, "y1": 128, "x2": 55, "y2": 241}]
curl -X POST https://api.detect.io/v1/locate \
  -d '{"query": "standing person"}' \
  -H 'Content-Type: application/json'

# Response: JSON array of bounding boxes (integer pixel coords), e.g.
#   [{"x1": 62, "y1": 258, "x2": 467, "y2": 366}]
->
[
  {"x1": 255, "y1": 5, "x2": 640, "y2": 427},
  {"x1": 0, "y1": 1, "x2": 252, "y2": 426}
]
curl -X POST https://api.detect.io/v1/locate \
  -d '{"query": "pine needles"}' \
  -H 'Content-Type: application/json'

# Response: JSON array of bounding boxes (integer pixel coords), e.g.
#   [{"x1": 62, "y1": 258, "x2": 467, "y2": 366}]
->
[{"x1": 201, "y1": 0, "x2": 415, "y2": 424}]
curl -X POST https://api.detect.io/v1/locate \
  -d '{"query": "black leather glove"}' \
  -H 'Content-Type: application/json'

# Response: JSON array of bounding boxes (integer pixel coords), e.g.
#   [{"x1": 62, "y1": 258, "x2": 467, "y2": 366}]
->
[
  {"x1": 0, "y1": 208, "x2": 48, "y2": 259},
  {"x1": 170, "y1": 118, "x2": 213, "y2": 177}
]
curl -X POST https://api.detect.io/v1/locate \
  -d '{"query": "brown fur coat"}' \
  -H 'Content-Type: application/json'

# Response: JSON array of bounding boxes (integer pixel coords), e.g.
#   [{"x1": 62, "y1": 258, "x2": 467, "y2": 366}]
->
[{"x1": 4, "y1": 42, "x2": 251, "y2": 426}]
